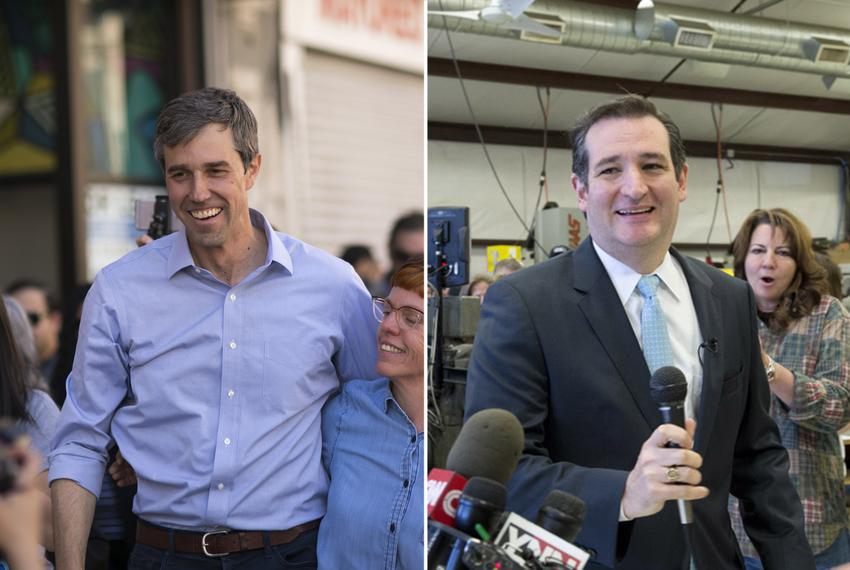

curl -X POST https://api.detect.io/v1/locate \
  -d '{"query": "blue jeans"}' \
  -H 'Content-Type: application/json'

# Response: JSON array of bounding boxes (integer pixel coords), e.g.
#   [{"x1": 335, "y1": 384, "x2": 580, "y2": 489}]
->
[
  {"x1": 128, "y1": 527, "x2": 318, "y2": 569},
  {"x1": 744, "y1": 528, "x2": 850, "y2": 570}
]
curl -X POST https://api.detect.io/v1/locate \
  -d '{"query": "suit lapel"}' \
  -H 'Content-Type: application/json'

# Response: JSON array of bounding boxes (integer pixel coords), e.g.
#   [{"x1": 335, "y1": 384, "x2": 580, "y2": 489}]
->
[
  {"x1": 671, "y1": 249, "x2": 723, "y2": 455},
  {"x1": 574, "y1": 239, "x2": 659, "y2": 430}
]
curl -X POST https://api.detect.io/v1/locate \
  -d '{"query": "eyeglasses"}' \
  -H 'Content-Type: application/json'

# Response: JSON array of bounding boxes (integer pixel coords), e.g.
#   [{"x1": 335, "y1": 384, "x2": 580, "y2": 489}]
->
[
  {"x1": 372, "y1": 297, "x2": 424, "y2": 329},
  {"x1": 26, "y1": 312, "x2": 43, "y2": 327}
]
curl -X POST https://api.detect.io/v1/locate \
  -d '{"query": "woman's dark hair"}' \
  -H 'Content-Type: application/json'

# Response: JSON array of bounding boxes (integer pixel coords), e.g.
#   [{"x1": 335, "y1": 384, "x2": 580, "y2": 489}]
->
[
  {"x1": 731, "y1": 208, "x2": 828, "y2": 332},
  {"x1": 0, "y1": 297, "x2": 31, "y2": 421}
]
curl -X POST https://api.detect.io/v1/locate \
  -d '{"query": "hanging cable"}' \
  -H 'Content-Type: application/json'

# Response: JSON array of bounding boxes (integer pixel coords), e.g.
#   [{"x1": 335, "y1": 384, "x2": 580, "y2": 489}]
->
[
  {"x1": 711, "y1": 103, "x2": 734, "y2": 243},
  {"x1": 427, "y1": 281, "x2": 444, "y2": 432},
  {"x1": 525, "y1": 86, "x2": 553, "y2": 257},
  {"x1": 439, "y1": 9, "x2": 529, "y2": 234}
]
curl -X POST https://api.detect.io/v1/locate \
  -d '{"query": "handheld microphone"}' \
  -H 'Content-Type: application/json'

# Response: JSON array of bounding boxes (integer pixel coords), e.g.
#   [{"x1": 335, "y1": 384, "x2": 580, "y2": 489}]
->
[
  {"x1": 535, "y1": 490, "x2": 587, "y2": 544},
  {"x1": 443, "y1": 477, "x2": 507, "y2": 570},
  {"x1": 428, "y1": 408, "x2": 523, "y2": 529},
  {"x1": 493, "y1": 509, "x2": 590, "y2": 570},
  {"x1": 428, "y1": 409, "x2": 525, "y2": 568},
  {"x1": 447, "y1": 408, "x2": 525, "y2": 486},
  {"x1": 648, "y1": 366, "x2": 692, "y2": 525},
  {"x1": 428, "y1": 468, "x2": 468, "y2": 527}
]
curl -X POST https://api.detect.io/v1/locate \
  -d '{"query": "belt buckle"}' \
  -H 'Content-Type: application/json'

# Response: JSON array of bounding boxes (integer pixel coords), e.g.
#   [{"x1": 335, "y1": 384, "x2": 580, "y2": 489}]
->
[{"x1": 201, "y1": 529, "x2": 230, "y2": 558}]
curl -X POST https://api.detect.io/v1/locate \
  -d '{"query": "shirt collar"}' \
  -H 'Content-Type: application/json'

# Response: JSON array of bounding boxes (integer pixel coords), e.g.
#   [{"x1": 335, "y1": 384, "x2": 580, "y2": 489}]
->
[
  {"x1": 592, "y1": 242, "x2": 685, "y2": 304},
  {"x1": 166, "y1": 208, "x2": 293, "y2": 278},
  {"x1": 366, "y1": 378, "x2": 395, "y2": 413}
]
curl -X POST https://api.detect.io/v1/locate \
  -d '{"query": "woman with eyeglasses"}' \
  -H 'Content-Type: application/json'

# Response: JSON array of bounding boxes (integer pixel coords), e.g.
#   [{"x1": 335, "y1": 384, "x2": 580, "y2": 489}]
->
[{"x1": 317, "y1": 257, "x2": 425, "y2": 570}]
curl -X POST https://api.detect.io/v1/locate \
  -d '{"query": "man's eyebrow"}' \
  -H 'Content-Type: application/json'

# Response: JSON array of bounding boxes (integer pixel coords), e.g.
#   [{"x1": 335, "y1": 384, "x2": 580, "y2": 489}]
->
[
  {"x1": 638, "y1": 152, "x2": 668, "y2": 162},
  {"x1": 592, "y1": 152, "x2": 669, "y2": 169},
  {"x1": 592, "y1": 154, "x2": 622, "y2": 169},
  {"x1": 166, "y1": 161, "x2": 230, "y2": 174}
]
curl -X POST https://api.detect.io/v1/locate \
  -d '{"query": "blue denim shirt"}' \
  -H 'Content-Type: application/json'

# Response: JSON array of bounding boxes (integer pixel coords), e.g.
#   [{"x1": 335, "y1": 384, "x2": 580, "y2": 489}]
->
[
  {"x1": 318, "y1": 378, "x2": 424, "y2": 570},
  {"x1": 49, "y1": 209, "x2": 378, "y2": 530}
]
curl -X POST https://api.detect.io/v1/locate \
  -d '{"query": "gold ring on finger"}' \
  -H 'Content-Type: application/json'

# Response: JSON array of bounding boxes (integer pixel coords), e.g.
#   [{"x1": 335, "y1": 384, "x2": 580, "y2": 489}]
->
[{"x1": 666, "y1": 466, "x2": 681, "y2": 483}]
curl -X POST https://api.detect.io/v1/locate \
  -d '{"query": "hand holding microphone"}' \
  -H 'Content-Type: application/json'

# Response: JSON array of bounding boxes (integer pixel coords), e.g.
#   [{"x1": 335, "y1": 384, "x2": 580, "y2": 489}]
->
[{"x1": 622, "y1": 367, "x2": 709, "y2": 521}]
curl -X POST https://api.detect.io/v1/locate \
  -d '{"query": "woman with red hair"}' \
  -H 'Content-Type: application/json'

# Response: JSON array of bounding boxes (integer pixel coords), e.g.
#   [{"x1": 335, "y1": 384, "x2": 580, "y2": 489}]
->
[{"x1": 317, "y1": 257, "x2": 425, "y2": 569}]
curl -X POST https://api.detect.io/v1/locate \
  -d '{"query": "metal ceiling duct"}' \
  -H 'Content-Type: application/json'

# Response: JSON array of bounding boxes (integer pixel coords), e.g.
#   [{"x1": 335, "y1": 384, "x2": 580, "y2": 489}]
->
[{"x1": 428, "y1": 0, "x2": 850, "y2": 79}]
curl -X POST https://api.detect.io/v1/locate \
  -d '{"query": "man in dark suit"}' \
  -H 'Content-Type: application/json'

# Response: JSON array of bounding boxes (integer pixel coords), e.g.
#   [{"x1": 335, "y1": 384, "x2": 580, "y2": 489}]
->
[{"x1": 465, "y1": 95, "x2": 813, "y2": 569}]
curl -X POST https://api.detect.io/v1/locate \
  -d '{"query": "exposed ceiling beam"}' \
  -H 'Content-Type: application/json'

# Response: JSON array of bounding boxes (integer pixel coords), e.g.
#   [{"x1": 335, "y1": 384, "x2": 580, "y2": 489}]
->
[
  {"x1": 429, "y1": 58, "x2": 850, "y2": 116},
  {"x1": 429, "y1": 121, "x2": 850, "y2": 164}
]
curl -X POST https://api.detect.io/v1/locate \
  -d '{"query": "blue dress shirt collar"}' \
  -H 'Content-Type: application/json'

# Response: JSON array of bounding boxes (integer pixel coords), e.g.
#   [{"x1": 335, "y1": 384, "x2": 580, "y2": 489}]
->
[{"x1": 165, "y1": 209, "x2": 294, "y2": 278}]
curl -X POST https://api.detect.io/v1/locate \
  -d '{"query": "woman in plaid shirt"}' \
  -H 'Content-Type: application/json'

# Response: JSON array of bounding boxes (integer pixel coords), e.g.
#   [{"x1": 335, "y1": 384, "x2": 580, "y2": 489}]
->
[{"x1": 729, "y1": 208, "x2": 850, "y2": 570}]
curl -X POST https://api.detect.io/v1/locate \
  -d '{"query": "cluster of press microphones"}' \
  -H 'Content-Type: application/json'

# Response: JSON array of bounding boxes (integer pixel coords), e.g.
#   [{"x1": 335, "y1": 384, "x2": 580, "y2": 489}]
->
[
  {"x1": 428, "y1": 366, "x2": 692, "y2": 570},
  {"x1": 426, "y1": 408, "x2": 591, "y2": 570}
]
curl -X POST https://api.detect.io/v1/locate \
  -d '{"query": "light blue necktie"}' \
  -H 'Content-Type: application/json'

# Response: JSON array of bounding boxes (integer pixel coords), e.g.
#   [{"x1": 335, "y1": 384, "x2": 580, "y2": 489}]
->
[
  {"x1": 637, "y1": 275, "x2": 674, "y2": 374},
  {"x1": 637, "y1": 275, "x2": 696, "y2": 569}
]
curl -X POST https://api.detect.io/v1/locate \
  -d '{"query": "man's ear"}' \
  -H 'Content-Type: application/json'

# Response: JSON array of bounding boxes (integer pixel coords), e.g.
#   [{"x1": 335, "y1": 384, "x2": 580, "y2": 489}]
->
[
  {"x1": 245, "y1": 154, "x2": 262, "y2": 190},
  {"x1": 677, "y1": 163, "x2": 688, "y2": 203},
  {"x1": 572, "y1": 173, "x2": 588, "y2": 214}
]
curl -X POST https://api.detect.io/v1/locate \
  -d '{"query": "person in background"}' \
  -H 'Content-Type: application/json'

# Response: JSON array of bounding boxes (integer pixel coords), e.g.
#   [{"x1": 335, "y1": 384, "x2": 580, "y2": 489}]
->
[
  {"x1": 318, "y1": 257, "x2": 424, "y2": 569},
  {"x1": 492, "y1": 257, "x2": 523, "y2": 280},
  {"x1": 49, "y1": 283, "x2": 91, "y2": 406},
  {"x1": 5, "y1": 280, "x2": 62, "y2": 387},
  {"x1": 814, "y1": 250, "x2": 844, "y2": 299},
  {"x1": 0, "y1": 296, "x2": 58, "y2": 563},
  {"x1": 379, "y1": 212, "x2": 423, "y2": 296},
  {"x1": 4, "y1": 295, "x2": 49, "y2": 394},
  {"x1": 0, "y1": 440, "x2": 46, "y2": 570},
  {"x1": 730, "y1": 208, "x2": 850, "y2": 570},
  {"x1": 466, "y1": 274, "x2": 493, "y2": 304},
  {"x1": 341, "y1": 244, "x2": 383, "y2": 296}
]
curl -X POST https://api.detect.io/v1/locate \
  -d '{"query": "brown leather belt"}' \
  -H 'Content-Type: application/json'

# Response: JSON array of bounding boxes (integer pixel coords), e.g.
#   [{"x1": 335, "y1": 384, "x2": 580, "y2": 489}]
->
[{"x1": 136, "y1": 518, "x2": 320, "y2": 557}]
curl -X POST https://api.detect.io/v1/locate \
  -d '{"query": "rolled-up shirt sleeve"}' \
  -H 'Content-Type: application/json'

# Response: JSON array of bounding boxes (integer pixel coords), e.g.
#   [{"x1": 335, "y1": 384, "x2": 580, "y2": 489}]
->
[{"x1": 49, "y1": 271, "x2": 130, "y2": 498}]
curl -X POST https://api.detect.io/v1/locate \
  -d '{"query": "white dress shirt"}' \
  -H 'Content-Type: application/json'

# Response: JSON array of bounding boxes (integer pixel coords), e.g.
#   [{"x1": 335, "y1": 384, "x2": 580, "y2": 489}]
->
[{"x1": 592, "y1": 242, "x2": 704, "y2": 421}]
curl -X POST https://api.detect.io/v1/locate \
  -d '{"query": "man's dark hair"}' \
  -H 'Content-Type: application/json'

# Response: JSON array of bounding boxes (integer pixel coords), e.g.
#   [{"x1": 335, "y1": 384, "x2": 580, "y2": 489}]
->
[
  {"x1": 388, "y1": 211, "x2": 424, "y2": 261},
  {"x1": 154, "y1": 87, "x2": 259, "y2": 172},
  {"x1": 5, "y1": 279, "x2": 59, "y2": 313},
  {"x1": 570, "y1": 94, "x2": 687, "y2": 187},
  {"x1": 340, "y1": 245, "x2": 374, "y2": 267}
]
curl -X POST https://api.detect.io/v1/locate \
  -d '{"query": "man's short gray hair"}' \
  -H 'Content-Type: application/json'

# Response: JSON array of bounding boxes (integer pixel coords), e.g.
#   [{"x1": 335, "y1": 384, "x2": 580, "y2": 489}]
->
[{"x1": 154, "y1": 87, "x2": 259, "y2": 172}]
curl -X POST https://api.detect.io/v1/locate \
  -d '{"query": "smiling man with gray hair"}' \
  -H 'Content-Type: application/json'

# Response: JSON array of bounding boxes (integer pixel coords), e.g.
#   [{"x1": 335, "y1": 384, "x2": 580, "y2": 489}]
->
[{"x1": 49, "y1": 87, "x2": 378, "y2": 570}]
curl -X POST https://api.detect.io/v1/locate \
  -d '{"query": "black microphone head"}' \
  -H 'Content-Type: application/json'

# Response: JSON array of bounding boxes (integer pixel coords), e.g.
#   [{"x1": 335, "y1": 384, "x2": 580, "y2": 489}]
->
[
  {"x1": 456, "y1": 477, "x2": 507, "y2": 536},
  {"x1": 536, "y1": 490, "x2": 586, "y2": 543},
  {"x1": 649, "y1": 366, "x2": 687, "y2": 406},
  {"x1": 461, "y1": 476, "x2": 507, "y2": 507},
  {"x1": 447, "y1": 408, "x2": 524, "y2": 485}
]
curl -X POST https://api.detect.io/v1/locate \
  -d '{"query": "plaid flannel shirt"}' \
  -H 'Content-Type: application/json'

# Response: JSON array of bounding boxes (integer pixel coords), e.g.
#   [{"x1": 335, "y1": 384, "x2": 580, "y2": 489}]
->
[{"x1": 730, "y1": 295, "x2": 850, "y2": 557}]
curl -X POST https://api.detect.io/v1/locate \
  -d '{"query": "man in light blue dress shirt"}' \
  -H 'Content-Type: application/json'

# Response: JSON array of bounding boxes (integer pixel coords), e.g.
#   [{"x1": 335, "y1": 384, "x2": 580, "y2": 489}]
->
[{"x1": 49, "y1": 88, "x2": 378, "y2": 569}]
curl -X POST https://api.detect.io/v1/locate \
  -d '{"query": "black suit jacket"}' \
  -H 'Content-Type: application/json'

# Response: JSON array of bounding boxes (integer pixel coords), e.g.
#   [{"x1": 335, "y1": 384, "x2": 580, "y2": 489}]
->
[{"x1": 465, "y1": 239, "x2": 814, "y2": 570}]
